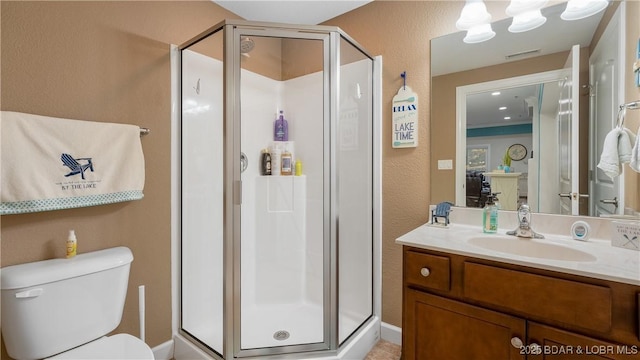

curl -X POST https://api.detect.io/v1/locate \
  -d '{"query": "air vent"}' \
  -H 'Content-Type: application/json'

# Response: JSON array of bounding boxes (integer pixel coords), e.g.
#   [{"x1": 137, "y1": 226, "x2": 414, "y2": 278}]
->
[{"x1": 505, "y1": 49, "x2": 542, "y2": 60}]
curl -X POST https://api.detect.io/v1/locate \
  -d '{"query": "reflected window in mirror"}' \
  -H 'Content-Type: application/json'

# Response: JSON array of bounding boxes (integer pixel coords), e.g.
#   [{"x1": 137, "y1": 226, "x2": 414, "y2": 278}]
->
[{"x1": 467, "y1": 145, "x2": 489, "y2": 172}]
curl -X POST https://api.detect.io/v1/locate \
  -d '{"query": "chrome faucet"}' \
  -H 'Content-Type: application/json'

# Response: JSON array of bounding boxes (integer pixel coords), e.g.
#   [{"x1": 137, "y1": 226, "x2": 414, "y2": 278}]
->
[{"x1": 507, "y1": 204, "x2": 544, "y2": 239}]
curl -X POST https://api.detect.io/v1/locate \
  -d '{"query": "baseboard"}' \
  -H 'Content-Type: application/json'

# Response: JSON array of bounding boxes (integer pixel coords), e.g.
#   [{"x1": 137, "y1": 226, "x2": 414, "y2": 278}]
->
[
  {"x1": 381, "y1": 322, "x2": 401, "y2": 345},
  {"x1": 152, "y1": 339, "x2": 175, "y2": 360},
  {"x1": 173, "y1": 334, "x2": 212, "y2": 360}
]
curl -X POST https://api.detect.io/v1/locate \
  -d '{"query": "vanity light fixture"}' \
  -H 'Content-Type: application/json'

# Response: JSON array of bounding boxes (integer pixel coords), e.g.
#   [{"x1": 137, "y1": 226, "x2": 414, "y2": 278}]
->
[
  {"x1": 457, "y1": 0, "x2": 609, "y2": 43},
  {"x1": 506, "y1": 0, "x2": 548, "y2": 33},
  {"x1": 561, "y1": 0, "x2": 609, "y2": 21},
  {"x1": 456, "y1": 0, "x2": 496, "y2": 44}
]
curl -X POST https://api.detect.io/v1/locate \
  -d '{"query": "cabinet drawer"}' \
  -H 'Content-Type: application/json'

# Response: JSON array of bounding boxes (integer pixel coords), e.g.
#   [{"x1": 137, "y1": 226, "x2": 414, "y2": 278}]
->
[
  {"x1": 463, "y1": 262, "x2": 612, "y2": 333},
  {"x1": 405, "y1": 251, "x2": 450, "y2": 292}
]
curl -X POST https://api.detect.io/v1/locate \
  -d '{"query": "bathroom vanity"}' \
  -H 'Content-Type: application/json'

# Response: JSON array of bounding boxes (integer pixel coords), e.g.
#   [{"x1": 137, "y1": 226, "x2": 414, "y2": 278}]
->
[{"x1": 397, "y1": 216, "x2": 640, "y2": 360}]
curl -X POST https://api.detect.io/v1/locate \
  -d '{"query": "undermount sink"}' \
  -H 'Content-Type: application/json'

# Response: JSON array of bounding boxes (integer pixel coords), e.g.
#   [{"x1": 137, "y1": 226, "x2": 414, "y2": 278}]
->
[{"x1": 467, "y1": 236, "x2": 597, "y2": 262}]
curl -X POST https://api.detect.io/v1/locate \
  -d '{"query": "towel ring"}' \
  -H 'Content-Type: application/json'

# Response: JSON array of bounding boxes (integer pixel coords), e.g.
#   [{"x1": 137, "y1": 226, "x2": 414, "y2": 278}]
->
[
  {"x1": 616, "y1": 100, "x2": 640, "y2": 129},
  {"x1": 616, "y1": 106, "x2": 626, "y2": 129}
]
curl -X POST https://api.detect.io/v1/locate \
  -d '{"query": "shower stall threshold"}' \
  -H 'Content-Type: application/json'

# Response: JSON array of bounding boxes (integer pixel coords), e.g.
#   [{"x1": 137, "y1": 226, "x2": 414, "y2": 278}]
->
[{"x1": 173, "y1": 316, "x2": 380, "y2": 360}]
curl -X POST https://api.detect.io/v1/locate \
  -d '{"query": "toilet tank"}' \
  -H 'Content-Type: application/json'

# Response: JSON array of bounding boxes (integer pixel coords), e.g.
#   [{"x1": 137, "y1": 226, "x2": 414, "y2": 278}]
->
[{"x1": 1, "y1": 247, "x2": 134, "y2": 360}]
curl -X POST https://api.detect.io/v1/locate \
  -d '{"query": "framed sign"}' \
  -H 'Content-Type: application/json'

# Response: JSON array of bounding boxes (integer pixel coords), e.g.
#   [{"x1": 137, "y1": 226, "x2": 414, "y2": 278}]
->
[{"x1": 392, "y1": 86, "x2": 418, "y2": 148}]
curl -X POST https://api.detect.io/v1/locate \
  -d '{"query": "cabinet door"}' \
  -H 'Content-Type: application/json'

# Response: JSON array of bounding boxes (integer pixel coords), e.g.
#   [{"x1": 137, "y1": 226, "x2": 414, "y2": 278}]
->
[
  {"x1": 403, "y1": 289, "x2": 526, "y2": 360},
  {"x1": 527, "y1": 322, "x2": 639, "y2": 359}
]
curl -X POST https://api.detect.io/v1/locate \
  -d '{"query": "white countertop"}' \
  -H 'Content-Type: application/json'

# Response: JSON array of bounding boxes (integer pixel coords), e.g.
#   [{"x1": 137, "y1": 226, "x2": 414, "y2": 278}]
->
[
  {"x1": 483, "y1": 172, "x2": 521, "y2": 177},
  {"x1": 397, "y1": 222, "x2": 640, "y2": 286}
]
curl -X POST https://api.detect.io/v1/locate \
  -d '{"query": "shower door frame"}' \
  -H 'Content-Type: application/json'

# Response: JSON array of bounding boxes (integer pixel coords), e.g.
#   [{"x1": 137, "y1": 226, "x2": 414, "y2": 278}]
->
[
  {"x1": 225, "y1": 23, "x2": 335, "y2": 358},
  {"x1": 176, "y1": 19, "x2": 380, "y2": 360}
]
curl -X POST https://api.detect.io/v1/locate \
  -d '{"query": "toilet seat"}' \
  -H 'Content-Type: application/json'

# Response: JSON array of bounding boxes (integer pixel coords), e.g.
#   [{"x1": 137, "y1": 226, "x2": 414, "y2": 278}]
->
[{"x1": 47, "y1": 334, "x2": 154, "y2": 359}]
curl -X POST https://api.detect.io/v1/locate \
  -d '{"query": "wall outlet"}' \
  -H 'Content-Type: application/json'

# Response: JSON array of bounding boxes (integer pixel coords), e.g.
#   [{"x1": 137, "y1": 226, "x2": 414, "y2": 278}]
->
[{"x1": 438, "y1": 159, "x2": 453, "y2": 170}]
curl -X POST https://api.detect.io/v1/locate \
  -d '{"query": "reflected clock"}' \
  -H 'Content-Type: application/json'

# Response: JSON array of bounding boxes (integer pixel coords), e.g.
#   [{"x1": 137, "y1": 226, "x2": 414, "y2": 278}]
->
[{"x1": 508, "y1": 143, "x2": 527, "y2": 161}]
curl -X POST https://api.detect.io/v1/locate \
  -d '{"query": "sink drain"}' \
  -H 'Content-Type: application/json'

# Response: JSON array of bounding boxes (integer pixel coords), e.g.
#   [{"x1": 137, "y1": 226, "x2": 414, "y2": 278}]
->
[{"x1": 273, "y1": 330, "x2": 290, "y2": 341}]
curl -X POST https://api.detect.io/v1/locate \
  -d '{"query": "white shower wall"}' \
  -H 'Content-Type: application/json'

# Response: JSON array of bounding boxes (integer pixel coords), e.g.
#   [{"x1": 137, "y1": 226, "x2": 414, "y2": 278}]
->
[
  {"x1": 182, "y1": 47, "x2": 373, "y2": 351},
  {"x1": 240, "y1": 66, "x2": 326, "y2": 349},
  {"x1": 181, "y1": 49, "x2": 225, "y2": 353}
]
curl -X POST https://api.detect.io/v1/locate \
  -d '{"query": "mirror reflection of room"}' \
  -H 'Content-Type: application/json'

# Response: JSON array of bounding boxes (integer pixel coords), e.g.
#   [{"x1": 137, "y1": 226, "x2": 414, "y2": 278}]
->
[{"x1": 430, "y1": 0, "x2": 639, "y2": 217}]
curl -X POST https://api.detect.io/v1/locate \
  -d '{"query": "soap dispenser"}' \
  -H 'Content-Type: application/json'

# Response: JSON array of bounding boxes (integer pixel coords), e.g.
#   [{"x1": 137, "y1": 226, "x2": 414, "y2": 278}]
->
[{"x1": 482, "y1": 195, "x2": 498, "y2": 233}]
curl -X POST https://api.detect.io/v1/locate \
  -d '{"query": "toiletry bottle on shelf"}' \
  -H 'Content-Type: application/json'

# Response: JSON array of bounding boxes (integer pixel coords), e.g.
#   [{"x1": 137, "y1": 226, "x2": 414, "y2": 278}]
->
[
  {"x1": 274, "y1": 110, "x2": 288, "y2": 141},
  {"x1": 260, "y1": 149, "x2": 272, "y2": 175},
  {"x1": 482, "y1": 195, "x2": 498, "y2": 234},
  {"x1": 295, "y1": 159, "x2": 302, "y2": 176},
  {"x1": 271, "y1": 148, "x2": 281, "y2": 176},
  {"x1": 66, "y1": 229, "x2": 77, "y2": 258},
  {"x1": 281, "y1": 150, "x2": 292, "y2": 175}
]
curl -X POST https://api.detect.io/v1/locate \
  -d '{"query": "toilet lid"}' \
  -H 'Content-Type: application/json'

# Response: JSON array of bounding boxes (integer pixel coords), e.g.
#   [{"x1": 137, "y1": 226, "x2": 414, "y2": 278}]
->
[{"x1": 48, "y1": 334, "x2": 154, "y2": 359}]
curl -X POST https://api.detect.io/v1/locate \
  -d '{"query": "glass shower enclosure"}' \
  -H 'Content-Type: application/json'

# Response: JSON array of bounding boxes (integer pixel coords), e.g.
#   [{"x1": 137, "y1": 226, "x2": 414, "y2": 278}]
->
[{"x1": 179, "y1": 20, "x2": 378, "y2": 359}]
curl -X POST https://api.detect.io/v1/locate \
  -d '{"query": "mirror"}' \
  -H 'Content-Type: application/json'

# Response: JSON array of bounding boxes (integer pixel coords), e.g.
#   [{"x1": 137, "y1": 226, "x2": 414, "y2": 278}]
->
[{"x1": 430, "y1": 1, "x2": 636, "y2": 216}]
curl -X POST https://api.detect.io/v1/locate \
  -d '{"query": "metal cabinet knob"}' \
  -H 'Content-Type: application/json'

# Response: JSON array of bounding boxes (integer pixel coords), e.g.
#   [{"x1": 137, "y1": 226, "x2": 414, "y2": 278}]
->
[
  {"x1": 510, "y1": 337, "x2": 523, "y2": 349},
  {"x1": 420, "y1": 267, "x2": 431, "y2": 277}
]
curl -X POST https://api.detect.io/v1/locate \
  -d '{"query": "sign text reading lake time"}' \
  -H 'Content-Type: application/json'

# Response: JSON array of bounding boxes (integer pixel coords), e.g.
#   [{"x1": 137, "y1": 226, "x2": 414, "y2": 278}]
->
[{"x1": 392, "y1": 86, "x2": 418, "y2": 148}]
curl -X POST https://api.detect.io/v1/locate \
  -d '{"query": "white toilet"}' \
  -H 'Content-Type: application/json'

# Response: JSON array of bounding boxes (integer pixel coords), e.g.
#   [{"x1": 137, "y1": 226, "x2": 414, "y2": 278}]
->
[{"x1": 1, "y1": 247, "x2": 154, "y2": 360}]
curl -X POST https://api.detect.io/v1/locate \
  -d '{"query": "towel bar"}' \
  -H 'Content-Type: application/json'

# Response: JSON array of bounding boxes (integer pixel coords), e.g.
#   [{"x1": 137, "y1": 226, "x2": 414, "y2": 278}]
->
[
  {"x1": 140, "y1": 128, "x2": 150, "y2": 136},
  {"x1": 615, "y1": 101, "x2": 640, "y2": 129}
]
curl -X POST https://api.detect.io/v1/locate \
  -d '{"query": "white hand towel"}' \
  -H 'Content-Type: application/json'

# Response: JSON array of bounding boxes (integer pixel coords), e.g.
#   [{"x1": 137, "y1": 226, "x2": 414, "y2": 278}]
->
[
  {"x1": 1, "y1": 111, "x2": 145, "y2": 214},
  {"x1": 630, "y1": 126, "x2": 640, "y2": 172},
  {"x1": 597, "y1": 128, "x2": 632, "y2": 179},
  {"x1": 618, "y1": 128, "x2": 632, "y2": 164}
]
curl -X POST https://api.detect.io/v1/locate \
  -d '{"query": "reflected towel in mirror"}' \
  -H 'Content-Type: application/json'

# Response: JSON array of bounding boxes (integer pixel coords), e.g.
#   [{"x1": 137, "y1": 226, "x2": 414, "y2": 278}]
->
[
  {"x1": 630, "y1": 126, "x2": 640, "y2": 173},
  {"x1": 597, "y1": 128, "x2": 632, "y2": 179}
]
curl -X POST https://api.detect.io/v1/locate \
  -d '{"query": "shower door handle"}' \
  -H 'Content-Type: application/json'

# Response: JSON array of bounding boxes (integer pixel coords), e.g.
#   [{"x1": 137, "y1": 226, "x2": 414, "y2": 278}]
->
[{"x1": 240, "y1": 152, "x2": 248, "y2": 173}]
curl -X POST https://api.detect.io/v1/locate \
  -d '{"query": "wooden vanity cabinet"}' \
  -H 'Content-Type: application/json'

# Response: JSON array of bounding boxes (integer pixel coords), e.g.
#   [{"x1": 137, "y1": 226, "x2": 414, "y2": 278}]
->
[
  {"x1": 402, "y1": 246, "x2": 640, "y2": 360},
  {"x1": 404, "y1": 289, "x2": 526, "y2": 360},
  {"x1": 527, "y1": 323, "x2": 638, "y2": 360}
]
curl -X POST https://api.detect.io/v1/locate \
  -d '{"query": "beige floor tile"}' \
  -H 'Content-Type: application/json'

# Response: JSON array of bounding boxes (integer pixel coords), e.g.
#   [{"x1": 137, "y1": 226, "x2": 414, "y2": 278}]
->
[{"x1": 364, "y1": 340, "x2": 401, "y2": 360}]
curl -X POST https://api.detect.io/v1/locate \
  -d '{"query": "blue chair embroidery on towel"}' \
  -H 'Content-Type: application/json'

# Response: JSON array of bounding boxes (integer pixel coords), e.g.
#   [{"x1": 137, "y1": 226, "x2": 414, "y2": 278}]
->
[{"x1": 61, "y1": 153, "x2": 94, "y2": 180}]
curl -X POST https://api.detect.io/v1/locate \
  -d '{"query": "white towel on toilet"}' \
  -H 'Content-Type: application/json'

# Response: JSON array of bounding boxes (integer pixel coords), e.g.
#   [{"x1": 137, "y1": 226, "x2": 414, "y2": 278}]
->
[
  {"x1": 597, "y1": 127, "x2": 633, "y2": 179},
  {"x1": 630, "y1": 126, "x2": 640, "y2": 172}
]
